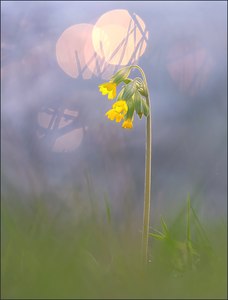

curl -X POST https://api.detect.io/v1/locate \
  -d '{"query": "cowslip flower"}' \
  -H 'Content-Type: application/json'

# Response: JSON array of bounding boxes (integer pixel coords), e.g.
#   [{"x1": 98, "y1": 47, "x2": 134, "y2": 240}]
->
[
  {"x1": 105, "y1": 100, "x2": 128, "y2": 123},
  {"x1": 106, "y1": 109, "x2": 123, "y2": 122},
  {"x1": 99, "y1": 82, "x2": 116, "y2": 100},
  {"x1": 112, "y1": 100, "x2": 128, "y2": 113},
  {"x1": 122, "y1": 118, "x2": 133, "y2": 129},
  {"x1": 99, "y1": 66, "x2": 132, "y2": 100}
]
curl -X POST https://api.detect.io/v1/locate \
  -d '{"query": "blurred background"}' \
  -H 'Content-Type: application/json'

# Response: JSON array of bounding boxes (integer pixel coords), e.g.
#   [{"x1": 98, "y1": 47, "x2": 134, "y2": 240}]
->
[{"x1": 1, "y1": 1, "x2": 227, "y2": 227}]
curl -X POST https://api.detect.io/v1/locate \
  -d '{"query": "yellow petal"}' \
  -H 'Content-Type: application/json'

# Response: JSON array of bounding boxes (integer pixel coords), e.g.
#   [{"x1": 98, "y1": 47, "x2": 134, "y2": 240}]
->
[
  {"x1": 115, "y1": 114, "x2": 124, "y2": 123},
  {"x1": 99, "y1": 84, "x2": 108, "y2": 95},
  {"x1": 108, "y1": 89, "x2": 116, "y2": 100},
  {"x1": 99, "y1": 82, "x2": 116, "y2": 100},
  {"x1": 113, "y1": 100, "x2": 126, "y2": 107},
  {"x1": 113, "y1": 100, "x2": 128, "y2": 113},
  {"x1": 106, "y1": 82, "x2": 116, "y2": 91},
  {"x1": 122, "y1": 119, "x2": 133, "y2": 129},
  {"x1": 105, "y1": 109, "x2": 116, "y2": 121}
]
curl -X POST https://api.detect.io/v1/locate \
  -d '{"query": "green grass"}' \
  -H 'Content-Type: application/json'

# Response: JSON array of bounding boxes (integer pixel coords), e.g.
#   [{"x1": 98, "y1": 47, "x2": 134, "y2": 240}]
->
[{"x1": 1, "y1": 196, "x2": 227, "y2": 299}]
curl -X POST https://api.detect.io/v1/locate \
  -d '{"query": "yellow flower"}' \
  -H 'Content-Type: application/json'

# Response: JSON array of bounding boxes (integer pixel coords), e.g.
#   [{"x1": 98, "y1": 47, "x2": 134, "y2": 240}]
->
[
  {"x1": 105, "y1": 100, "x2": 128, "y2": 123},
  {"x1": 105, "y1": 109, "x2": 123, "y2": 123},
  {"x1": 113, "y1": 100, "x2": 128, "y2": 114},
  {"x1": 99, "y1": 82, "x2": 116, "y2": 100},
  {"x1": 122, "y1": 119, "x2": 133, "y2": 129}
]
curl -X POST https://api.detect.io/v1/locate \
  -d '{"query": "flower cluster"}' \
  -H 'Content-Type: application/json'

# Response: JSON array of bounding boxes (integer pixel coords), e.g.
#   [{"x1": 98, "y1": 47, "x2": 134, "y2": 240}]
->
[
  {"x1": 99, "y1": 66, "x2": 149, "y2": 129},
  {"x1": 105, "y1": 100, "x2": 128, "y2": 123}
]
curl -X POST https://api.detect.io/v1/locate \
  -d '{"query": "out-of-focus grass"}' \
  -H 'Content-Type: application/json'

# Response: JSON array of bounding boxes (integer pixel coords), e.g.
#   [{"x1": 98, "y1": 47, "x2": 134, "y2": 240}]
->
[{"x1": 1, "y1": 195, "x2": 227, "y2": 299}]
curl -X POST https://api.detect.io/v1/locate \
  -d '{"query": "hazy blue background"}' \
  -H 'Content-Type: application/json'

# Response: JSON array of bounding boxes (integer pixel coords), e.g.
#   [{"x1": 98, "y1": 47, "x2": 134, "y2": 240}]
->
[{"x1": 1, "y1": 1, "x2": 227, "y2": 226}]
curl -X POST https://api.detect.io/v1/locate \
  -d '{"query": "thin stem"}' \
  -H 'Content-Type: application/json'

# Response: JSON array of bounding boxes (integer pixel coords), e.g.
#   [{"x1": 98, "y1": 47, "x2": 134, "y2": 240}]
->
[
  {"x1": 133, "y1": 65, "x2": 152, "y2": 266},
  {"x1": 143, "y1": 109, "x2": 151, "y2": 265},
  {"x1": 186, "y1": 193, "x2": 191, "y2": 243}
]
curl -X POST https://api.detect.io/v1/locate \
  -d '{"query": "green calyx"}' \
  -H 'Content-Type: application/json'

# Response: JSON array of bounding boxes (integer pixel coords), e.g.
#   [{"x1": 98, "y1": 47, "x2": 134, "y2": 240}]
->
[
  {"x1": 136, "y1": 80, "x2": 148, "y2": 97},
  {"x1": 122, "y1": 80, "x2": 137, "y2": 100},
  {"x1": 134, "y1": 90, "x2": 144, "y2": 119},
  {"x1": 109, "y1": 65, "x2": 150, "y2": 122},
  {"x1": 110, "y1": 66, "x2": 132, "y2": 85},
  {"x1": 116, "y1": 79, "x2": 150, "y2": 120},
  {"x1": 125, "y1": 97, "x2": 135, "y2": 120},
  {"x1": 132, "y1": 89, "x2": 150, "y2": 120}
]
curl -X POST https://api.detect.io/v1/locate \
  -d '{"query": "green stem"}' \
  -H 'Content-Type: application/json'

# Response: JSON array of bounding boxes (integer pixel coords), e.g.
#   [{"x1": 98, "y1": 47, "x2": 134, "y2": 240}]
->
[
  {"x1": 133, "y1": 66, "x2": 152, "y2": 265},
  {"x1": 186, "y1": 193, "x2": 191, "y2": 243}
]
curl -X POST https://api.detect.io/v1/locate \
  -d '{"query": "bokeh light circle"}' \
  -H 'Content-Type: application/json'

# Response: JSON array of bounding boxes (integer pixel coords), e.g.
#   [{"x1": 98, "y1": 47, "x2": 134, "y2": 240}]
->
[
  {"x1": 92, "y1": 9, "x2": 149, "y2": 66},
  {"x1": 56, "y1": 24, "x2": 95, "y2": 79}
]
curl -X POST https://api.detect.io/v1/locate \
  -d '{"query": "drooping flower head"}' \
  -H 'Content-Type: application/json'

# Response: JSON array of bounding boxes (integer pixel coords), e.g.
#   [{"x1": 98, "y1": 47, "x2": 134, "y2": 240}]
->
[{"x1": 99, "y1": 65, "x2": 149, "y2": 129}]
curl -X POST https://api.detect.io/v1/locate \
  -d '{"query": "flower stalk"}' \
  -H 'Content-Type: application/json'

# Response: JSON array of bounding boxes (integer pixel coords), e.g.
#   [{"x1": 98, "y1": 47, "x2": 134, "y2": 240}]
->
[
  {"x1": 99, "y1": 65, "x2": 152, "y2": 266},
  {"x1": 133, "y1": 66, "x2": 151, "y2": 266}
]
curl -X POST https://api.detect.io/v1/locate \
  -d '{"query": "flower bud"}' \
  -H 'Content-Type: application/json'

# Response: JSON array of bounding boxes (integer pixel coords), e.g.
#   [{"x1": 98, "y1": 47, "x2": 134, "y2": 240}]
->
[{"x1": 110, "y1": 66, "x2": 132, "y2": 85}]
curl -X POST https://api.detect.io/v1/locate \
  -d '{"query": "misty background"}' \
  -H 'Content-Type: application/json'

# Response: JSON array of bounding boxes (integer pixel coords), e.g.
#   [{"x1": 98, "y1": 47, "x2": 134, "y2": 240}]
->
[{"x1": 1, "y1": 1, "x2": 227, "y2": 226}]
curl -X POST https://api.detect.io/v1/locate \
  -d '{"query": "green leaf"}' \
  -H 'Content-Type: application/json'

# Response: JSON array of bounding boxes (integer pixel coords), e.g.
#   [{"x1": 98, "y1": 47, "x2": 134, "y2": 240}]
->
[
  {"x1": 191, "y1": 204, "x2": 211, "y2": 248},
  {"x1": 151, "y1": 228, "x2": 166, "y2": 236},
  {"x1": 161, "y1": 216, "x2": 169, "y2": 235},
  {"x1": 149, "y1": 233, "x2": 165, "y2": 240}
]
